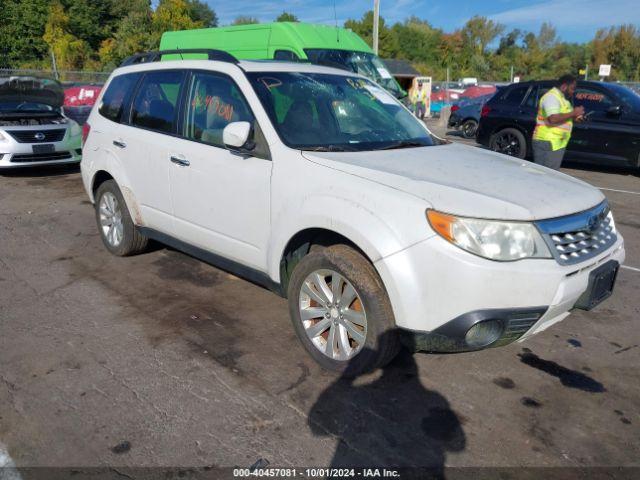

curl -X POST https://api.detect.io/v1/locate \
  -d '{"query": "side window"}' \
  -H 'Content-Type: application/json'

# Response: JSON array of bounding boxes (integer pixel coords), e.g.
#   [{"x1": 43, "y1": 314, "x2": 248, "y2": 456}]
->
[
  {"x1": 130, "y1": 70, "x2": 184, "y2": 134},
  {"x1": 98, "y1": 73, "x2": 141, "y2": 123},
  {"x1": 274, "y1": 50, "x2": 299, "y2": 61},
  {"x1": 524, "y1": 86, "x2": 550, "y2": 108},
  {"x1": 574, "y1": 87, "x2": 614, "y2": 112},
  {"x1": 502, "y1": 85, "x2": 529, "y2": 105},
  {"x1": 184, "y1": 71, "x2": 270, "y2": 159}
]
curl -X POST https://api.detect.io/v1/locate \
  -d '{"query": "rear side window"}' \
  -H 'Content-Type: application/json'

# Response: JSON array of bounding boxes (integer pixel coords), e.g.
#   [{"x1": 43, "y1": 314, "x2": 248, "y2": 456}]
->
[
  {"x1": 131, "y1": 70, "x2": 185, "y2": 134},
  {"x1": 98, "y1": 73, "x2": 141, "y2": 123},
  {"x1": 501, "y1": 85, "x2": 529, "y2": 105},
  {"x1": 524, "y1": 86, "x2": 551, "y2": 108}
]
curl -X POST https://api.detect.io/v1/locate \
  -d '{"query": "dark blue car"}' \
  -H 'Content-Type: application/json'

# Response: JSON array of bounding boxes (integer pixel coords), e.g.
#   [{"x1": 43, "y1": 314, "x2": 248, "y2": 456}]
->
[{"x1": 448, "y1": 94, "x2": 494, "y2": 138}]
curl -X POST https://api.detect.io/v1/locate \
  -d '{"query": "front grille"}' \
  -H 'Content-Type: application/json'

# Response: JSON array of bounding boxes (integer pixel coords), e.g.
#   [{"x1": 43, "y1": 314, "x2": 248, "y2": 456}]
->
[
  {"x1": 536, "y1": 202, "x2": 617, "y2": 266},
  {"x1": 11, "y1": 151, "x2": 72, "y2": 163},
  {"x1": 6, "y1": 129, "x2": 66, "y2": 143}
]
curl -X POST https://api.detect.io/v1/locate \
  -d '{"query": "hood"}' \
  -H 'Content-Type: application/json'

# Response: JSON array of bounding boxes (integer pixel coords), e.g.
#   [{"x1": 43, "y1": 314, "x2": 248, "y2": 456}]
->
[
  {"x1": 301, "y1": 143, "x2": 605, "y2": 221},
  {"x1": 0, "y1": 76, "x2": 64, "y2": 110}
]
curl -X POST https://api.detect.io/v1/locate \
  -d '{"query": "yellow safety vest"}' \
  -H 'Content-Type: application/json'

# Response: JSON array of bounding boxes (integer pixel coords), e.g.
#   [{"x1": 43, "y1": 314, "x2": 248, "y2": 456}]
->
[
  {"x1": 411, "y1": 88, "x2": 427, "y2": 104},
  {"x1": 533, "y1": 87, "x2": 573, "y2": 151}
]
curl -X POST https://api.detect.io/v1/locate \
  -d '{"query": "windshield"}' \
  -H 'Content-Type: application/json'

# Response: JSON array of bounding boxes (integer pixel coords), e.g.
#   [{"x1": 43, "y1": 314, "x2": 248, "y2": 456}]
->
[
  {"x1": 248, "y1": 72, "x2": 436, "y2": 151},
  {"x1": 304, "y1": 49, "x2": 405, "y2": 99},
  {"x1": 0, "y1": 101, "x2": 55, "y2": 113},
  {"x1": 607, "y1": 83, "x2": 640, "y2": 111}
]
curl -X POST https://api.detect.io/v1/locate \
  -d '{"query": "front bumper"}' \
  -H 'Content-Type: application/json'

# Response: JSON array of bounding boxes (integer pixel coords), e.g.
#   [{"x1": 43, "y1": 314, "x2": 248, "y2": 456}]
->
[
  {"x1": 0, "y1": 128, "x2": 82, "y2": 168},
  {"x1": 375, "y1": 234, "x2": 625, "y2": 352}
]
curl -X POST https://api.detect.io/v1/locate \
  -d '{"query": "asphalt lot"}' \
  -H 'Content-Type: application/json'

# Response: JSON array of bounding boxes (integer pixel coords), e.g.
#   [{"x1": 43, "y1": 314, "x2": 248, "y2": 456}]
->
[{"x1": 0, "y1": 130, "x2": 639, "y2": 477}]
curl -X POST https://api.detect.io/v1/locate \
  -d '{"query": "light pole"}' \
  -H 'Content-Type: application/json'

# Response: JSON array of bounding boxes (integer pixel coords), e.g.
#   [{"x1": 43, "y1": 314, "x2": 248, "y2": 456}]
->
[{"x1": 373, "y1": 0, "x2": 380, "y2": 54}]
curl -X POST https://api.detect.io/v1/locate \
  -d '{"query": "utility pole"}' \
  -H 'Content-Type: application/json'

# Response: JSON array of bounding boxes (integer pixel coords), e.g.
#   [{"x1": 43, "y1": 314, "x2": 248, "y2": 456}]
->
[
  {"x1": 50, "y1": 49, "x2": 59, "y2": 80},
  {"x1": 510, "y1": 65, "x2": 514, "y2": 83},
  {"x1": 372, "y1": 0, "x2": 380, "y2": 55},
  {"x1": 584, "y1": 64, "x2": 589, "y2": 81}
]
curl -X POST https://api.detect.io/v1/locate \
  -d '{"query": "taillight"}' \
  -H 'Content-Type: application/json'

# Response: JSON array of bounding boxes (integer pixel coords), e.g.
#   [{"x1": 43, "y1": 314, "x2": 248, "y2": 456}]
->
[
  {"x1": 451, "y1": 105, "x2": 460, "y2": 113},
  {"x1": 82, "y1": 122, "x2": 91, "y2": 147},
  {"x1": 480, "y1": 105, "x2": 491, "y2": 117}
]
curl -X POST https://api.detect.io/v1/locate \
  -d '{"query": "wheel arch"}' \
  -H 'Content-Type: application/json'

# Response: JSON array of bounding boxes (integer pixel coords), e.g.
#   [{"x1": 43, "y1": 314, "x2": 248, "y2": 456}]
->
[
  {"x1": 276, "y1": 227, "x2": 377, "y2": 296},
  {"x1": 90, "y1": 169, "x2": 145, "y2": 226}
]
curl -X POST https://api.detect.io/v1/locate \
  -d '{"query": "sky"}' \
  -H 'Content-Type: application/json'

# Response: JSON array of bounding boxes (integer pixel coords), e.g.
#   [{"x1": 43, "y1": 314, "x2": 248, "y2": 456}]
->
[{"x1": 208, "y1": 0, "x2": 640, "y2": 43}]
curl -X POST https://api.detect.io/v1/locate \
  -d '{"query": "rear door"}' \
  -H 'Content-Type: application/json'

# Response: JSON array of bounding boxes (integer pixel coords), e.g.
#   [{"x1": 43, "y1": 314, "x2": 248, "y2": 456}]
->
[
  {"x1": 167, "y1": 70, "x2": 272, "y2": 271},
  {"x1": 568, "y1": 84, "x2": 631, "y2": 165},
  {"x1": 118, "y1": 69, "x2": 186, "y2": 232}
]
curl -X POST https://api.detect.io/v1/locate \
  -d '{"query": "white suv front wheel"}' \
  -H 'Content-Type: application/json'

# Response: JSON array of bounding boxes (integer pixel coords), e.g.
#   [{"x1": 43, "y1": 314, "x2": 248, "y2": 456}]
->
[{"x1": 287, "y1": 244, "x2": 400, "y2": 375}]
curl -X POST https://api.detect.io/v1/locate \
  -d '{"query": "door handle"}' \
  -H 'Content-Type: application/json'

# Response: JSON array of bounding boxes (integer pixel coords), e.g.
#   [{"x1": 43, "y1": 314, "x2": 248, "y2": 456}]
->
[
  {"x1": 113, "y1": 140, "x2": 126, "y2": 148},
  {"x1": 170, "y1": 155, "x2": 190, "y2": 167}
]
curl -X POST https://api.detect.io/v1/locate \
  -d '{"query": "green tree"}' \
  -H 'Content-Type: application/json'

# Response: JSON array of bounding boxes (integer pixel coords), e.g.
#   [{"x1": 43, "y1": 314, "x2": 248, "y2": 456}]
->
[
  {"x1": 276, "y1": 11, "x2": 299, "y2": 22},
  {"x1": 461, "y1": 16, "x2": 504, "y2": 55},
  {"x1": 186, "y1": 0, "x2": 218, "y2": 27},
  {"x1": 0, "y1": 0, "x2": 50, "y2": 68},
  {"x1": 344, "y1": 11, "x2": 399, "y2": 58},
  {"x1": 43, "y1": 1, "x2": 91, "y2": 70}
]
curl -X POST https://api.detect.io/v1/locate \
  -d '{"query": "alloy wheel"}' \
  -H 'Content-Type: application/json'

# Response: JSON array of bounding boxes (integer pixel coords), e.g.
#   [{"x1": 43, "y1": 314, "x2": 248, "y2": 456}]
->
[
  {"x1": 98, "y1": 192, "x2": 124, "y2": 247},
  {"x1": 493, "y1": 132, "x2": 521, "y2": 157},
  {"x1": 298, "y1": 269, "x2": 367, "y2": 361}
]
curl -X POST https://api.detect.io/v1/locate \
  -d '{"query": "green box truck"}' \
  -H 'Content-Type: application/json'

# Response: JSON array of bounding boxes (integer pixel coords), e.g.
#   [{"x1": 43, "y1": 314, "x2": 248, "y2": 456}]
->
[{"x1": 159, "y1": 22, "x2": 405, "y2": 98}]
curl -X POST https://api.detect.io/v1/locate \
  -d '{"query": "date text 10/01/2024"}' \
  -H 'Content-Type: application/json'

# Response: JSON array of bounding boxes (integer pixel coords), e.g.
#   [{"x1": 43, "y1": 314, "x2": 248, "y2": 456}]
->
[{"x1": 233, "y1": 468, "x2": 401, "y2": 478}]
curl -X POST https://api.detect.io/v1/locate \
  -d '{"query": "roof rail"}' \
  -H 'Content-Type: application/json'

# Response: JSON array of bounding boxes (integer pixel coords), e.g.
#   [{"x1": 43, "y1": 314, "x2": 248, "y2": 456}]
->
[{"x1": 119, "y1": 49, "x2": 238, "y2": 67}]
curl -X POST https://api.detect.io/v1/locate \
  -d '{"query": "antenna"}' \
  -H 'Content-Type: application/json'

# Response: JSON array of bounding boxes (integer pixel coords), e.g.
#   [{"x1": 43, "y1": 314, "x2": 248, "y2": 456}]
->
[
  {"x1": 334, "y1": 0, "x2": 339, "y2": 43},
  {"x1": 177, "y1": 46, "x2": 184, "y2": 60}
]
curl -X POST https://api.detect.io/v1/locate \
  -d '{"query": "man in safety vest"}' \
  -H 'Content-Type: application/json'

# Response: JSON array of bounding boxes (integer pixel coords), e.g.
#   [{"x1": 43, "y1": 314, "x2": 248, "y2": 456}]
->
[
  {"x1": 532, "y1": 74, "x2": 584, "y2": 169},
  {"x1": 411, "y1": 81, "x2": 428, "y2": 120}
]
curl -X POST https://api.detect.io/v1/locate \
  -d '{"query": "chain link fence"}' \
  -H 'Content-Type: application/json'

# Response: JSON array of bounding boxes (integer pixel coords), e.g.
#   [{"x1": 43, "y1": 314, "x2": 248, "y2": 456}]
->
[{"x1": 0, "y1": 68, "x2": 110, "y2": 85}]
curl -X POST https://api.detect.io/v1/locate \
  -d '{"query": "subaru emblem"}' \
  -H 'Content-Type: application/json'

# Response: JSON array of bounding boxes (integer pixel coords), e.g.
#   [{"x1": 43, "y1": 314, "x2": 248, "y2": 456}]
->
[{"x1": 34, "y1": 132, "x2": 45, "y2": 141}]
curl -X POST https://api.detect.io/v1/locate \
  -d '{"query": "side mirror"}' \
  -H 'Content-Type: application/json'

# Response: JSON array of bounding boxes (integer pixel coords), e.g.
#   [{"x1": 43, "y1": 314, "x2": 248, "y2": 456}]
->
[
  {"x1": 223, "y1": 121, "x2": 254, "y2": 151},
  {"x1": 607, "y1": 105, "x2": 622, "y2": 116}
]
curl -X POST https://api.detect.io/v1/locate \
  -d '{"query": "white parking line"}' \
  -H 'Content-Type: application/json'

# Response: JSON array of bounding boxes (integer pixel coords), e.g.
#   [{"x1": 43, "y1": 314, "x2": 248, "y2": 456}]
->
[
  {"x1": 621, "y1": 265, "x2": 640, "y2": 273},
  {"x1": 598, "y1": 187, "x2": 640, "y2": 196},
  {"x1": 0, "y1": 442, "x2": 22, "y2": 480}
]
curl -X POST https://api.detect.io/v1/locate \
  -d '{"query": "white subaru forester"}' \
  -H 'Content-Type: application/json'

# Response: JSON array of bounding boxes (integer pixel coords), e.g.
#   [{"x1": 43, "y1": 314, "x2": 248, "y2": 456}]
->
[{"x1": 81, "y1": 50, "x2": 625, "y2": 374}]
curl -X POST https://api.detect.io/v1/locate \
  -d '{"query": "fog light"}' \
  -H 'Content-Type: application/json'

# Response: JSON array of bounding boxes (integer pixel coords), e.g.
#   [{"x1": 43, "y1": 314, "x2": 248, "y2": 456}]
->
[{"x1": 465, "y1": 320, "x2": 503, "y2": 348}]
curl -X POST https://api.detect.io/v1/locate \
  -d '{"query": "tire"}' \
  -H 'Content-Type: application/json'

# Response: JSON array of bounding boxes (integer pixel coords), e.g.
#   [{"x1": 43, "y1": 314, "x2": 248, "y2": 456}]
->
[
  {"x1": 490, "y1": 127, "x2": 527, "y2": 159},
  {"x1": 94, "y1": 180, "x2": 148, "y2": 256},
  {"x1": 460, "y1": 119, "x2": 478, "y2": 139},
  {"x1": 287, "y1": 244, "x2": 400, "y2": 376}
]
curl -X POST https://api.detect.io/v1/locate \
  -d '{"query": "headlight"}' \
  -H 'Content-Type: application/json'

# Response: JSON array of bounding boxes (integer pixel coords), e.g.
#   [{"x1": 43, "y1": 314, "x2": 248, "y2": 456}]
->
[
  {"x1": 427, "y1": 210, "x2": 551, "y2": 261},
  {"x1": 69, "y1": 121, "x2": 81, "y2": 137}
]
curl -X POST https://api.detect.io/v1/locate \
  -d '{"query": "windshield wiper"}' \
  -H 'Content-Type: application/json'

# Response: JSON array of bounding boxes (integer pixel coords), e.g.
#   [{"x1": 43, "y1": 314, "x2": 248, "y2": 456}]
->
[
  {"x1": 306, "y1": 145, "x2": 356, "y2": 152},
  {"x1": 378, "y1": 140, "x2": 429, "y2": 150}
]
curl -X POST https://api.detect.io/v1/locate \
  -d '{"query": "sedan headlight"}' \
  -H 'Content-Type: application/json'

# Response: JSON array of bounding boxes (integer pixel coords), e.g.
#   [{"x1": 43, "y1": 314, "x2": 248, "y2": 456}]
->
[
  {"x1": 427, "y1": 210, "x2": 551, "y2": 261},
  {"x1": 69, "y1": 121, "x2": 82, "y2": 137}
]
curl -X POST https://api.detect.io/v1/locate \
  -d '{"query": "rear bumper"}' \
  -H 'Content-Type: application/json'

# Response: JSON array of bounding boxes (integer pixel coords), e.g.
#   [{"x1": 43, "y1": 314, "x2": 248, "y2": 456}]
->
[{"x1": 475, "y1": 121, "x2": 492, "y2": 146}]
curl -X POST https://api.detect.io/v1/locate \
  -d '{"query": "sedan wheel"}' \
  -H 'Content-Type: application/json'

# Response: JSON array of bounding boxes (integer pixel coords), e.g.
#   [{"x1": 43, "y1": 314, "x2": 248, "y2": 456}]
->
[{"x1": 299, "y1": 269, "x2": 367, "y2": 361}]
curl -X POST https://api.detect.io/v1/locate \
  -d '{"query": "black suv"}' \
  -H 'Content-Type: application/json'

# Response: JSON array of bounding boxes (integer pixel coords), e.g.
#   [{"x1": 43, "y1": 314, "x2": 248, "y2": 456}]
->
[{"x1": 476, "y1": 80, "x2": 640, "y2": 169}]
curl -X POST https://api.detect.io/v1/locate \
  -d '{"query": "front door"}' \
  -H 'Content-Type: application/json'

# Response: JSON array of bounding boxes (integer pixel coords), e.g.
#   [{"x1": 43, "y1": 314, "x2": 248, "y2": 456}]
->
[
  {"x1": 168, "y1": 70, "x2": 272, "y2": 271},
  {"x1": 568, "y1": 85, "x2": 633, "y2": 165}
]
